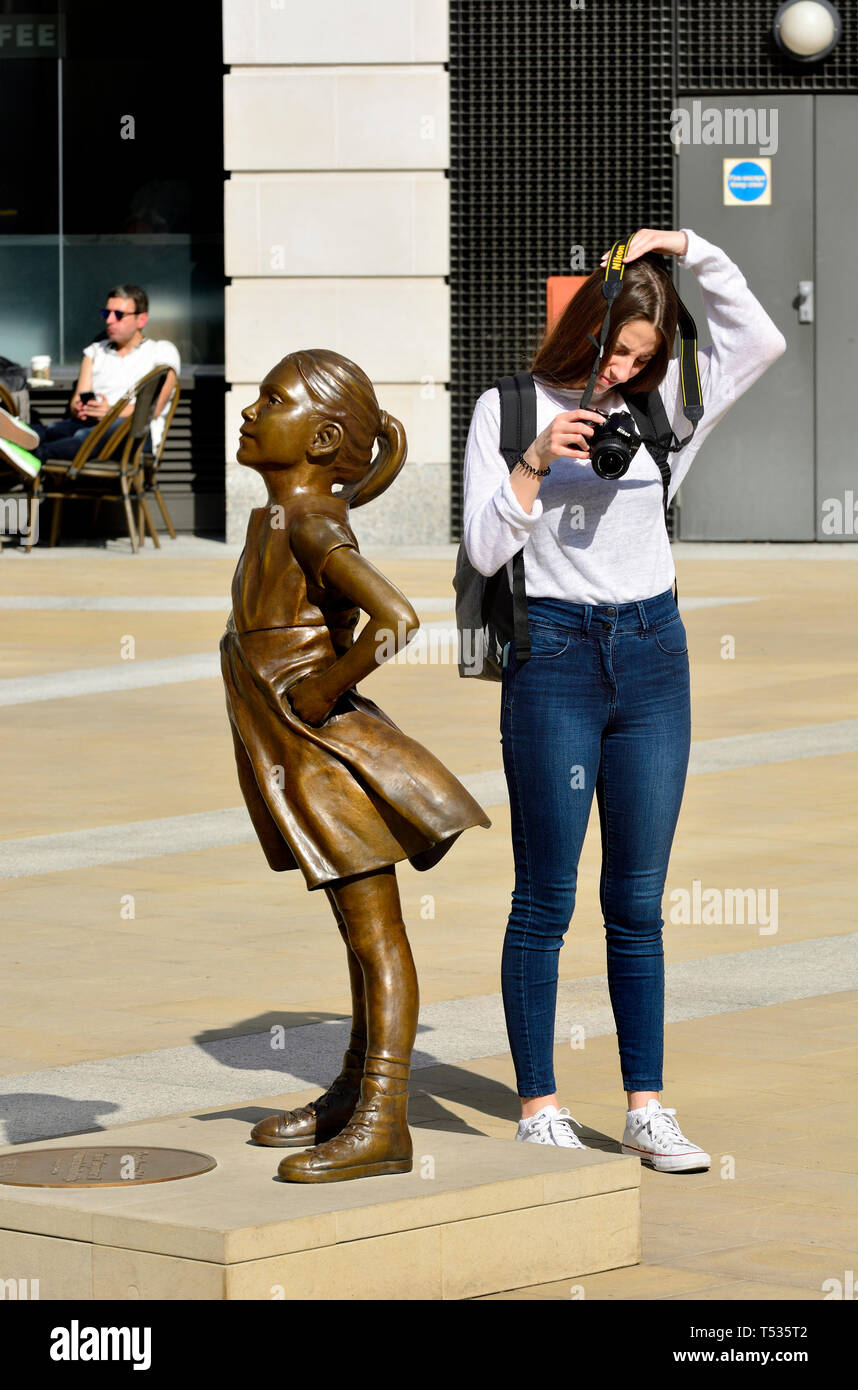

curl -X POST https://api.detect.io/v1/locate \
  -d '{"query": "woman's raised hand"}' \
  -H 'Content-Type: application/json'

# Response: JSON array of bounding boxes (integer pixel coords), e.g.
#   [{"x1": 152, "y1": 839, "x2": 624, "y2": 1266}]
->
[{"x1": 600, "y1": 228, "x2": 688, "y2": 267}]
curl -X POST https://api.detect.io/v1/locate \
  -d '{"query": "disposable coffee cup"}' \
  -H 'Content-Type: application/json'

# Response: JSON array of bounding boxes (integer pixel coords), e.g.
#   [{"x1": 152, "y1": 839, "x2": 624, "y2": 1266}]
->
[{"x1": 31, "y1": 355, "x2": 51, "y2": 380}]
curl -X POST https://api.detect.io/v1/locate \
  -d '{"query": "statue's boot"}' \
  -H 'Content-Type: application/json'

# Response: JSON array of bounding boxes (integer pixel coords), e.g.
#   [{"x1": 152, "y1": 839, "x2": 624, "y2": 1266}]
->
[
  {"x1": 250, "y1": 1045, "x2": 365, "y2": 1148},
  {"x1": 276, "y1": 1054, "x2": 411, "y2": 1182}
]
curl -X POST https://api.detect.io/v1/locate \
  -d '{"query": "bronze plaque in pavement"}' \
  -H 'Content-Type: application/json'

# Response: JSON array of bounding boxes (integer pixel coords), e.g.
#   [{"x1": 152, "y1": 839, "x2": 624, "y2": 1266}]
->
[{"x1": 0, "y1": 1146, "x2": 217, "y2": 1187}]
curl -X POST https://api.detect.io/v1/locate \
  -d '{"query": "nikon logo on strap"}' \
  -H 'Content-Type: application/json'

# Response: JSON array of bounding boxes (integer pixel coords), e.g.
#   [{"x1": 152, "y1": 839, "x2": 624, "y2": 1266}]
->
[{"x1": 602, "y1": 236, "x2": 633, "y2": 301}]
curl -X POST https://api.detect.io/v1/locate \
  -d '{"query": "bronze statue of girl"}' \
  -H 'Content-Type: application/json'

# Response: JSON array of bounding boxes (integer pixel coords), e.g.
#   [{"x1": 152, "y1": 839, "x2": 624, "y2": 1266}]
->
[{"x1": 220, "y1": 348, "x2": 490, "y2": 1183}]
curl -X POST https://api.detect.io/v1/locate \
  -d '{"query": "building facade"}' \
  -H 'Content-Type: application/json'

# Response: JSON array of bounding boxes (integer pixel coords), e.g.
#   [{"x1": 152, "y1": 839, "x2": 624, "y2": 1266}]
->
[{"x1": 223, "y1": 0, "x2": 451, "y2": 547}]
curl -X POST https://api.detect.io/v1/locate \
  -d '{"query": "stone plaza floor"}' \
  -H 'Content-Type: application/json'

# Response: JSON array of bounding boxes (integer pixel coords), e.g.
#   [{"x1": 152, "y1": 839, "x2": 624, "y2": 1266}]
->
[{"x1": 0, "y1": 536, "x2": 855, "y2": 1299}]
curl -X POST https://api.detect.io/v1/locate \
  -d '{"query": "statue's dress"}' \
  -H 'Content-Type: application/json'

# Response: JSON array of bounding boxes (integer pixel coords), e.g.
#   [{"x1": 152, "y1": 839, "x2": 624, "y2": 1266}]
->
[{"x1": 220, "y1": 495, "x2": 490, "y2": 890}]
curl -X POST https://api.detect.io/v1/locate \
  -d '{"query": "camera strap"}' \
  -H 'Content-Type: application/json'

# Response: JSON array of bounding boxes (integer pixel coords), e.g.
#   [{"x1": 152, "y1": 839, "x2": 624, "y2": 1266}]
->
[
  {"x1": 618, "y1": 386, "x2": 680, "y2": 606},
  {"x1": 665, "y1": 277, "x2": 705, "y2": 450},
  {"x1": 579, "y1": 233, "x2": 635, "y2": 411},
  {"x1": 495, "y1": 370, "x2": 536, "y2": 663},
  {"x1": 620, "y1": 387, "x2": 674, "y2": 518},
  {"x1": 581, "y1": 236, "x2": 704, "y2": 452}
]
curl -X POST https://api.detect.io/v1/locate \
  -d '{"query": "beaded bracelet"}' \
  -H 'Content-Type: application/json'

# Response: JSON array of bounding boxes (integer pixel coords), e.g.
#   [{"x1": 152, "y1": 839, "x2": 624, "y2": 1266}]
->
[{"x1": 515, "y1": 453, "x2": 551, "y2": 479}]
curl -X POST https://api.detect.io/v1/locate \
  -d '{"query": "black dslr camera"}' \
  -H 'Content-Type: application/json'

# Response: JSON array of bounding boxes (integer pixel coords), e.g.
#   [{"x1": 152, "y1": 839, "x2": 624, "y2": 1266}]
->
[{"x1": 587, "y1": 408, "x2": 642, "y2": 480}]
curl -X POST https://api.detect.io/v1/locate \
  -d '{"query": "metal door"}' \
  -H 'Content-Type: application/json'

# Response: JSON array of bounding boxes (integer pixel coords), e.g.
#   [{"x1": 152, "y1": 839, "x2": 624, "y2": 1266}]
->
[
  {"x1": 815, "y1": 97, "x2": 858, "y2": 540},
  {"x1": 675, "y1": 95, "x2": 815, "y2": 540}
]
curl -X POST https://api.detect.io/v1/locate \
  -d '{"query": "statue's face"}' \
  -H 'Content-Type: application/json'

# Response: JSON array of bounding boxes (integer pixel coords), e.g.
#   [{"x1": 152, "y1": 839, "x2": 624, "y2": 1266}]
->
[{"x1": 237, "y1": 361, "x2": 323, "y2": 469}]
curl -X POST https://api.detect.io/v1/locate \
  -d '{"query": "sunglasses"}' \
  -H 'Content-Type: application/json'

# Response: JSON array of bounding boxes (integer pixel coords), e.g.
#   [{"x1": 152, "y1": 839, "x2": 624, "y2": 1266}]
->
[{"x1": 100, "y1": 308, "x2": 139, "y2": 321}]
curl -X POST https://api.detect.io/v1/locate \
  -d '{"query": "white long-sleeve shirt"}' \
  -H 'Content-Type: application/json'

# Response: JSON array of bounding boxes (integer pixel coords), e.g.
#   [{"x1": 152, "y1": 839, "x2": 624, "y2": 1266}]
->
[{"x1": 462, "y1": 228, "x2": 787, "y2": 605}]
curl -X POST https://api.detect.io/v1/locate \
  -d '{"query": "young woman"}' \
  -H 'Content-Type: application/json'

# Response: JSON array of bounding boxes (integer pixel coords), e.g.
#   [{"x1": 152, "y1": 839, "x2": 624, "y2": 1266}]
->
[
  {"x1": 222, "y1": 348, "x2": 489, "y2": 1183},
  {"x1": 462, "y1": 228, "x2": 786, "y2": 1171}
]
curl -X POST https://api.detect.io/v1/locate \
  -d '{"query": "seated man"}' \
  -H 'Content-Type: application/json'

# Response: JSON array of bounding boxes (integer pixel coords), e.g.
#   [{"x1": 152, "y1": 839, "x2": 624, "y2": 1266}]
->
[{"x1": 31, "y1": 284, "x2": 179, "y2": 464}]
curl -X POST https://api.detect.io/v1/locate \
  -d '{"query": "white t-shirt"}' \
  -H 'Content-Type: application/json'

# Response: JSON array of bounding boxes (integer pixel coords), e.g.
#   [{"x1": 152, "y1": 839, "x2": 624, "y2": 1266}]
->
[
  {"x1": 82, "y1": 336, "x2": 181, "y2": 452},
  {"x1": 462, "y1": 228, "x2": 787, "y2": 606}
]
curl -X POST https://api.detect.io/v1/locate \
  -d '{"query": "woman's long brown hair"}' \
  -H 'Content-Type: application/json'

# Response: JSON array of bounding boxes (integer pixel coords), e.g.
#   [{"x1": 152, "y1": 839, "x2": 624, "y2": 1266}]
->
[{"x1": 530, "y1": 257, "x2": 680, "y2": 396}]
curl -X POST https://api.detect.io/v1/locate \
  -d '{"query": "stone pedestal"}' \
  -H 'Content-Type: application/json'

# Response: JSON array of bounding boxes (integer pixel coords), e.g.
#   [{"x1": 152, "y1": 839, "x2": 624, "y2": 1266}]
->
[{"x1": 0, "y1": 1111, "x2": 640, "y2": 1300}]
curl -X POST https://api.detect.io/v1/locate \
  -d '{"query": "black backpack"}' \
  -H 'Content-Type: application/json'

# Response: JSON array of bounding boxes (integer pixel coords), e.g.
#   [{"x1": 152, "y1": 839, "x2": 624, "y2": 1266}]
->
[
  {"x1": 453, "y1": 371, "x2": 678, "y2": 681},
  {"x1": 0, "y1": 357, "x2": 27, "y2": 393}
]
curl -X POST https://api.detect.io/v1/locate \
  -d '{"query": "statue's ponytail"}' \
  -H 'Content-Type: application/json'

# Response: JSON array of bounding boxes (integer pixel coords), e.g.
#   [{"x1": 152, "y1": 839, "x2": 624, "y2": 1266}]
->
[{"x1": 341, "y1": 407, "x2": 407, "y2": 508}]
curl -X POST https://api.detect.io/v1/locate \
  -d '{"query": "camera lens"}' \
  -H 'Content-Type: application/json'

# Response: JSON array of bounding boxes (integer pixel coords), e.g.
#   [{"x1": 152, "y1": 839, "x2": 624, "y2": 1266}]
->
[{"x1": 591, "y1": 446, "x2": 631, "y2": 480}]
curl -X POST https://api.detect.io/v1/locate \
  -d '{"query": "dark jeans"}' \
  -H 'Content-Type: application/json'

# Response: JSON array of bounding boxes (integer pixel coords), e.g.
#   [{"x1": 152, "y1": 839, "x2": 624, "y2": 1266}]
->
[
  {"x1": 33, "y1": 416, "x2": 139, "y2": 463},
  {"x1": 499, "y1": 586, "x2": 691, "y2": 1096}
]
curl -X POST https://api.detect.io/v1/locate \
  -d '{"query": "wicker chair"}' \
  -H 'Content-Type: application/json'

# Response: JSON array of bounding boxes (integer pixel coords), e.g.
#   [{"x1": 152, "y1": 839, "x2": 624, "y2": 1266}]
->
[
  {"x1": 134, "y1": 381, "x2": 180, "y2": 547},
  {"x1": 0, "y1": 381, "x2": 39, "y2": 551},
  {"x1": 35, "y1": 365, "x2": 172, "y2": 553}
]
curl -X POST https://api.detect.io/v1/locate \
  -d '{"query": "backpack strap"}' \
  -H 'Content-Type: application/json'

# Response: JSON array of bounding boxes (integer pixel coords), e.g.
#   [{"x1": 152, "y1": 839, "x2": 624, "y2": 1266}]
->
[
  {"x1": 621, "y1": 387, "x2": 680, "y2": 606},
  {"x1": 496, "y1": 374, "x2": 520, "y2": 468},
  {"x1": 496, "y1": 372, "x2": 537, "y2": 662}
]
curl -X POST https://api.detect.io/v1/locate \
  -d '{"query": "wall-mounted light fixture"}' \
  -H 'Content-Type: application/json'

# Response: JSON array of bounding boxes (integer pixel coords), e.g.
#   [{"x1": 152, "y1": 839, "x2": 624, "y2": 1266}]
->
[{"x1": 773, "y1": 0, "x2": 842, "y2": 61}]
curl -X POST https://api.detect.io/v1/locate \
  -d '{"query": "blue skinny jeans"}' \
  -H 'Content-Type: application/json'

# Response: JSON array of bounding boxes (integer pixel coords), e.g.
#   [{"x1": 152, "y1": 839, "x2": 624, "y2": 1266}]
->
[
  {"x1": 499, "y1": 586, "x2": 691, "y2": 1096},
  {"x1": 33, "y1": 416, "x2": 130, "y2": 463}
]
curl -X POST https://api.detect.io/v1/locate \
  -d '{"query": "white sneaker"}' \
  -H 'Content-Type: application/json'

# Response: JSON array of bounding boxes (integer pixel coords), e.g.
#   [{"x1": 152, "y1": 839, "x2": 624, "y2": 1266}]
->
[
  {"x1": 515, "y1": 1105, "x2": 588, "y2": 1149},
  {"x1": 622, "y1": 1099, "x2": 710, "y2": 1172},
  {"x1": 0, "y1": 408, "x2": 39, "y2": 451},
  {"x1": 0, "y1": 436, "x2": 41, "y2": 478}
]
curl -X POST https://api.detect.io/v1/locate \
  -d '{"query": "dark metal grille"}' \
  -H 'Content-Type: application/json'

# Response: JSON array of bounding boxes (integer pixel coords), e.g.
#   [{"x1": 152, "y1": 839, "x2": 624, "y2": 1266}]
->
[
  {"x1": 449, "y1": 0, "x2": 676, "y2": 538},
  {"x1": 677, "y1": 0, "x2": 858, "y2": 93}
]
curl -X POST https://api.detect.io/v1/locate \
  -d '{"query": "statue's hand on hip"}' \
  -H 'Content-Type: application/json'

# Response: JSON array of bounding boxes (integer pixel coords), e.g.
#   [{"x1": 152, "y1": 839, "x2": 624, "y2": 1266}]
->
[{"x1": 287, "y1": 672, "x2": 337, "y2": 727}]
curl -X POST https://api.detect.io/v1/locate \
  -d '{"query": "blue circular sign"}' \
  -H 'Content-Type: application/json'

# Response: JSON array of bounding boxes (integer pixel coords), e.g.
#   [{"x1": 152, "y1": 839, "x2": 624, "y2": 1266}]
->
[{"x1": 727, "y1": 161, "x2": 768, "y2": 202}]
